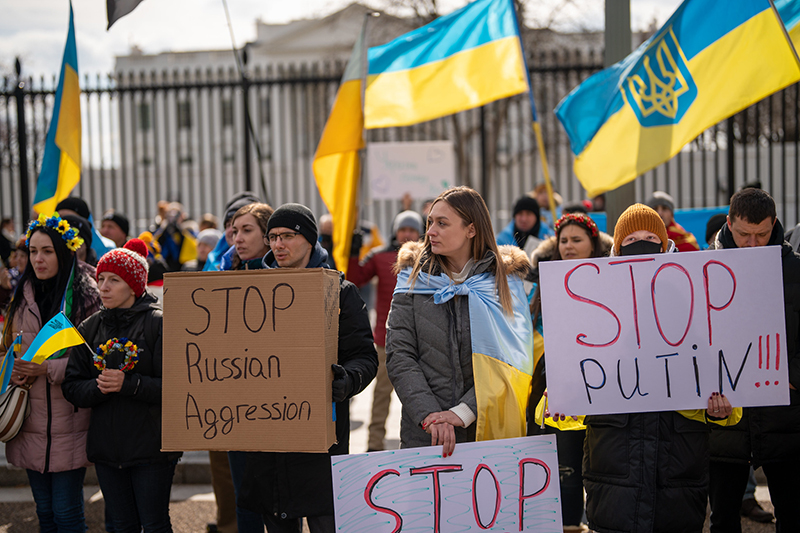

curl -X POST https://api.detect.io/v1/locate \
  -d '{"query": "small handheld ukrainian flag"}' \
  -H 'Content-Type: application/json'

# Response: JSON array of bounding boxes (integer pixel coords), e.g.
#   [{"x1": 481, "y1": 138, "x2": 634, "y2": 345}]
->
[
  {"x1": 0, "y1": 336, "x2": 20, "y2": 394},
  {"x1": 555, "y1": 0, "x2": 800, "y2": 198},
  {"x1": 21, "y1": 312, "x2": 85, "y2": 365},
  {"x1": 365, "y1": 0, "x2": 528, "y2": 129},
  {"x1": 32, "y1": 2, "x2": 81, "y2": 215}
]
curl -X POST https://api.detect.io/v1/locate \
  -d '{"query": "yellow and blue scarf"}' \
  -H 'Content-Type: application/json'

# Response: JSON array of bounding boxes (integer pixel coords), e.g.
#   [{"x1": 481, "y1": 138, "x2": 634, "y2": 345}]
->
[{"x1": 394, "y1": 268, "x2": 534, "y2": 440}]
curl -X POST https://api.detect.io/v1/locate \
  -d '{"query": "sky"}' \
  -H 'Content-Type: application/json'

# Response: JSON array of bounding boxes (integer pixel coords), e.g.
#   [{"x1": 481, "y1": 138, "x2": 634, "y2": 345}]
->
[{"x1": 0, "y1": 0, "x2": 683, "y2": 81}]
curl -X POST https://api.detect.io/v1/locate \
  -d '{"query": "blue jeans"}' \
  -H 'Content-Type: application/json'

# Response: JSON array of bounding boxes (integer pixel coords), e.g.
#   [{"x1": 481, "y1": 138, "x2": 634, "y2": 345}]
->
[
  {"x1": 95, "y1": 461, "x2": 177, "y2": 533},
  {"x1": 26, "y1": 467, "x2": 87, "y2": 533},
  {"x1": 227, "y1": 451, "x2": 266, "y2": 533}
]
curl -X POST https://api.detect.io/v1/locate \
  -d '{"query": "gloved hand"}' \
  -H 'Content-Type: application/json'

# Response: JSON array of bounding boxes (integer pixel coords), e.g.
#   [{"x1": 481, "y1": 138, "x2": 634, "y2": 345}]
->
[
  {"x1": 350, "y1": 231, "x2": 363, "y2": 257},
  {"x1": 331, "y1": 364, "x2": 353, "y2": 403}
]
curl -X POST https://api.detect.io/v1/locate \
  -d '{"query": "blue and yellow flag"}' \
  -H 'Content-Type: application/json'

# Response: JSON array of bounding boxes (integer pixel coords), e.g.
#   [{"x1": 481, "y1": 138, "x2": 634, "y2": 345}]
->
[
  {"x1": 313, "y1": 22, "x2": 367, "y2": 274},
  {"x1": 21, "y1": 312, "x2": 85, "y2": 365},
  {"x1": 33, "y1": 2, "x2": 81, "y2": 215},
  {"x1": 394, "y1": 270, "x2": 533, "y2": 441},
  {"x1": 555, "y1": 0, "x2": 800, "y2": 198},
  {"x1": 777, "y1": 0, "x2": 800, "y2": 49},
  {"x1": 365, "y1": 0, "x2": 528, "y2": 129},
  {"x1": 0, "y1": 336, "x2": 20, "y2": 394}
]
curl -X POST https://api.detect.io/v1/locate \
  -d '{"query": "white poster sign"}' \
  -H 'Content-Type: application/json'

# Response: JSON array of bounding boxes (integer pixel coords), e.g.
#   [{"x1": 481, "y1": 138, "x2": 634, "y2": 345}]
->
[
  {"x1": 539, "y1": 247, "x2": 789, "y2": 416},
  {"x1": 367, "y1": 141, "x2": 455, "y2": 200},
  {"x1": 332, "y1": 436, "x2": 563, "y2": 532}
]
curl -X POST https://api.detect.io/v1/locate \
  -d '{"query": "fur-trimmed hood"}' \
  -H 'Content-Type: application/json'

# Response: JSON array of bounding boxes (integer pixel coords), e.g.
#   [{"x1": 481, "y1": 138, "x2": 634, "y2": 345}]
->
[
  {"x1": 395, "y1": 241, "x2": 531, "y2": 279},
  {"x1": 529, "y1": 231, "x2": 614, "y2": 269}
]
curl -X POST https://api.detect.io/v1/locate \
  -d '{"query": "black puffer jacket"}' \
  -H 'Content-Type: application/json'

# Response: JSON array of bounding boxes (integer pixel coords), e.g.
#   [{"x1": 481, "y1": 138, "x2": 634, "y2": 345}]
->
[
  {"x1": 709, "y1": 220, "x2": 800, "y2": 465},
  {"x1": 62, "y1": 291, "x2": 182, "y2": 467},
  {"x1": 582, "y1": 411, "x2": 711, "y2": 533},
  {"x1": 238, "y1": 242, "x2": 378, "y2": 519}
]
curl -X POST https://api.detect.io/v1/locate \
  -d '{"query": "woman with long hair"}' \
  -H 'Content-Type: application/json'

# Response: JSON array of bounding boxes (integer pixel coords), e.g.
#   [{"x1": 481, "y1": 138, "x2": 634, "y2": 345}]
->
[
  {"x1": 1, "y1": 214, "x2": 100, "y2": 531},
  {"x1": 527, "y1": 212, "x2": 612, "y2": 533},
  {"x1": 62, "y1": 239, "x2": 182, "y2": 532},
  {"x1": 386, "y1": 186, "x2": 533, "y2": 457},
  {"x1": 222, "y1": 201, "x2": 274, "y2": 533},
  {"x1": 229, "y1": 202, "x2": 274, "y2": 271}
]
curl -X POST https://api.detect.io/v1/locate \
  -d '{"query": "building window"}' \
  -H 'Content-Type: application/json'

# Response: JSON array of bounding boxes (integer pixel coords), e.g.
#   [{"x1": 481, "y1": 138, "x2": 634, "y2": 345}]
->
[
  {"x1": 222, "y1": 99, "x2": 234, "y2": 128},
  {"x1": 177, "y1": 101, "x2": 192, "y2": 129},
  {"x1": 138, "y1": 103, "x2": 151, "y2": 131}
]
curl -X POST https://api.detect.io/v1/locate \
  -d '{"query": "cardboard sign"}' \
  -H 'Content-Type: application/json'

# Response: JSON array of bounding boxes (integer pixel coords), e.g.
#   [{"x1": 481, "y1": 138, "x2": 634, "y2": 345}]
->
[
  {"x1": 332, "y1": 436, "x2": 563, "y2": 532},
  {"x1": 539, "y1": 247, "x2": 789, "y2": 415},
  {"x1": 367, "y1": 141, "x2": 454, "y2": 200},
  {"x1": 162, "y1": 269, "x2": 339, "y2": 452}
]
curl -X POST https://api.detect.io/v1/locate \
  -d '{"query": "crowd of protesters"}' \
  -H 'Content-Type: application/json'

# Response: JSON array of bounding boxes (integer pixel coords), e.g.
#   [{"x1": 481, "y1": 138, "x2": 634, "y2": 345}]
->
[{"x1": 0, "y1": 182, "x2": 797, "y2": 533}]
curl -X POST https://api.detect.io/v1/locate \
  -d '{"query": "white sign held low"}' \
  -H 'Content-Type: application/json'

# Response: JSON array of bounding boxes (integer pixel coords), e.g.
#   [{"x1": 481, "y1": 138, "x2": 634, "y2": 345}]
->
[
  {"x1": 331, "y1": 436, "x2": 563, "y2": 532},
  {"x1": 539, "y1": 247, "x2": 788, "y2": 416}
]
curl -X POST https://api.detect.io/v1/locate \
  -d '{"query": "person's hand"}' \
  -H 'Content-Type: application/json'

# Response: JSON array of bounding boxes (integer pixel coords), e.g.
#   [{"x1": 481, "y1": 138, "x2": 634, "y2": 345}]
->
[
  {"x1": 707, "y1": 392, "x2": 732, "y2": 418},
  {"x1": 331, "y1": 364, "x2": 353, "y2": 403},
  {"x1": 97, "y1": 369, "x2": 124, "y2": 394},
  {"x1": 402, "y1": 193, "x2": 413, "y2": 211},
  {"x1": 543, "y1": 391, "x2": 578, "y2": 422},
  {"x1": 422, "y1": 411, "x2": 463, "y2": 458},
  {"x1": 11, "y1": 359, "x2": 48, "y2": 383}
]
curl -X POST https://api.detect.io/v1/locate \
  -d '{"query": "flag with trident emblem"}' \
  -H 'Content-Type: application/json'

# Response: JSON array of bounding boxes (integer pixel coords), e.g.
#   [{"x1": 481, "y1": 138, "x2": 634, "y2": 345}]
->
[{"x1": 555, "y1": 0, "x2": 800, "y2": 198}]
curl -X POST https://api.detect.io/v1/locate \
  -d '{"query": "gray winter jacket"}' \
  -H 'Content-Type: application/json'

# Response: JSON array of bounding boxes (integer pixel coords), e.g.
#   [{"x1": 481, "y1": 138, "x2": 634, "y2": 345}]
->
[{"x1": 385, "y1": 242, "x2": 530, "y2": 448}]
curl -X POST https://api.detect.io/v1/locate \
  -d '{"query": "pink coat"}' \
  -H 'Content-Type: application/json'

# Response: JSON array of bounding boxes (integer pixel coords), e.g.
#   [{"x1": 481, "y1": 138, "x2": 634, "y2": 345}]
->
[{"x1": 1, "y1": 264, "x2": 100, "y2": 473}]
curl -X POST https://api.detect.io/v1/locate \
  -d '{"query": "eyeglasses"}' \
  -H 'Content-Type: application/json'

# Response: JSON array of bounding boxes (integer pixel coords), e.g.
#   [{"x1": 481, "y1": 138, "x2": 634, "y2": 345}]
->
[{"x1": 266, "y1": 231, "x2": 301, "y2": 243}]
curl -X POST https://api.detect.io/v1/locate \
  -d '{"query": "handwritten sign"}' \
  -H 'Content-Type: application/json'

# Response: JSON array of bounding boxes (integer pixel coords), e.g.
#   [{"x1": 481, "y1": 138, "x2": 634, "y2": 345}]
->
[
  {"x1": 161, "y1": 269, "x2": 339, "y2": 452},
  {"x1": 332, "y1": 436, "x2": 563, "y2": 532},
  {"x1": 367, "y1": 141, "x2": 454, "y2": 200},
  {"x1": 539, "y1": 247, "x2": 789, "y2": 415}
]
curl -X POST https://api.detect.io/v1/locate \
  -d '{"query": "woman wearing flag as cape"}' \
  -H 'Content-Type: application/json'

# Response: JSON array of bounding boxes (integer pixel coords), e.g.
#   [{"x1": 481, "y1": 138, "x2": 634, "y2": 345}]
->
[
  {"x1": 386, "y1": 186, "x2": 534, "y2": 457},
  {"x1": 0, "y1": 213, "x2": 100, "y2": 531}
]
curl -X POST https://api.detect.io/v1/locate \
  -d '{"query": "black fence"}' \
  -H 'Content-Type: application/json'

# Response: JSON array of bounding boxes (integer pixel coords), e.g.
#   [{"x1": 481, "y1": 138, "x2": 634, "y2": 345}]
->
[{"x1": 2, "y1": 51, "x2": 799, "y2": 240}]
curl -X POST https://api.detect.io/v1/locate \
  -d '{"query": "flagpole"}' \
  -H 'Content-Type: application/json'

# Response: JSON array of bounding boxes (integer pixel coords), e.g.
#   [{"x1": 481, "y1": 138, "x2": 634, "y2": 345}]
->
[
  {"x1": 510, "y1": 1, "x2": 558, "y2": 220},
  {"x1": 221, "y1": 0, "x2": 271, "y2": 205},
  {"x1": 352, "y1": 11, "x2": 377, "y2": 261}
]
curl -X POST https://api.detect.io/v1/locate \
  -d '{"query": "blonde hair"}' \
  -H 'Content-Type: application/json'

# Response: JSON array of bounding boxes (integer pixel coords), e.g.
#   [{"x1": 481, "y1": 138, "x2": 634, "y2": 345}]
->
[{"x1": 408, "y1": 186, "x2": 513, "y2": 314}]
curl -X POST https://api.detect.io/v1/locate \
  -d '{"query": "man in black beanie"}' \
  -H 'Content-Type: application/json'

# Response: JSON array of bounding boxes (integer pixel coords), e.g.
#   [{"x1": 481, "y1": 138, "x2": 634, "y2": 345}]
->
[
  {"x1": 496, "y1": 195, "x2": 542, "y2": 254},
  {"x1": 239, "y1": 203, "x2": 377, "y2": 533},
  {"x1": 100, "y1": 210, "x2": 130, "y2": 248}
]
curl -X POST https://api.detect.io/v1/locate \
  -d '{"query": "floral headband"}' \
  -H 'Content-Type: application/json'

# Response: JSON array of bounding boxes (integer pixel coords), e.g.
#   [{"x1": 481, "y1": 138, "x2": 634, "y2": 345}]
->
[
  {"x1": 26, "y1": 213, "x2": 84, "y2": 252},
  {"x1": 555, "y1": 213, "x2": 599, "y2": 238}
]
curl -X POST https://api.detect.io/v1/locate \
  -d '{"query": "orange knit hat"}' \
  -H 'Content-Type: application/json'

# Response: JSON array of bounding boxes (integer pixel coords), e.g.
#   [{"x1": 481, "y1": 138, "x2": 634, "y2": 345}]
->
[{"x1": 613, "y1": 203, "x2": 668, "y2": 254}]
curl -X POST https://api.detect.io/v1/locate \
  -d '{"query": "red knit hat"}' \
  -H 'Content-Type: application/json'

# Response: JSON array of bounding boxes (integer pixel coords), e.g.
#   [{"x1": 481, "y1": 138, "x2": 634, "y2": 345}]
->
[{"x1": 96, "y1": 239, "x2": 150, "y2": 297}]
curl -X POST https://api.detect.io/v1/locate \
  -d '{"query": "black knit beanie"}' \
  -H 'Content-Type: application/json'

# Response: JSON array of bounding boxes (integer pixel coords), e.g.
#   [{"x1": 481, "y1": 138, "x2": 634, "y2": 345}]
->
[
  {"x1": 267, "y1": 203, "x2": 318, "y2": 245},
  {"x1": 56, "y1": 197, "x2": 91, "y2": 220},
  {"x1": 513, "y1": 195, "x2": 540, "y2": 218}
]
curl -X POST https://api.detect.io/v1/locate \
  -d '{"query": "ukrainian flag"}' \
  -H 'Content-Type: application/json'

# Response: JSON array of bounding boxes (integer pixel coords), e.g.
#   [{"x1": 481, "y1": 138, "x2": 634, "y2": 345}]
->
[
  {"x1": 365, "y1": 0, "x2": 528, "y2": 129},
  {"x1": 21, "y1": 312, "x2": 85, "y2": 365},
  {"x1": 313, "y1": 22, "x2": 366, "y2": 274},
  {"x1": 394, "y1": 270, "x2": 533, "y2": 441},
  {"x1": 777, "y1": 0, "x2": 800, "y2": 49},
  {"x1": 555, "y1": 0, "x2": 800, "y2": 198},
  {"x1": 33, "y1": 2, "x2": 81, "y2": 215},
  {"x1": 0, "y1": 336, "x2": 20, "y2": 394}
]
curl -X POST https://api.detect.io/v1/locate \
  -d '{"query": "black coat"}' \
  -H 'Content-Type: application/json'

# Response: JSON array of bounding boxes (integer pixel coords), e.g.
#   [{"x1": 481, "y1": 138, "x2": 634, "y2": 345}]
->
[
  {"x1": 709, "y1": 220, "x2": 800, "y2": 465},
  {"x1": 582, "y1": 411, "x2": 710, "y2": 533},
  {"x1": 238, "y1": 243, "x2": 378, "y2": 519},
  {"x1": 62, "y1": 291, "x2": 181, "y2": 467}
]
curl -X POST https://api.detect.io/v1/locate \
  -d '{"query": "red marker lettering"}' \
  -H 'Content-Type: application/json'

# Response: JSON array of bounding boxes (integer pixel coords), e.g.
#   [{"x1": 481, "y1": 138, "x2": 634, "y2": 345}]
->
[{"x1": 564, "y1": 263, "x2": 621, "y2": 347}]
